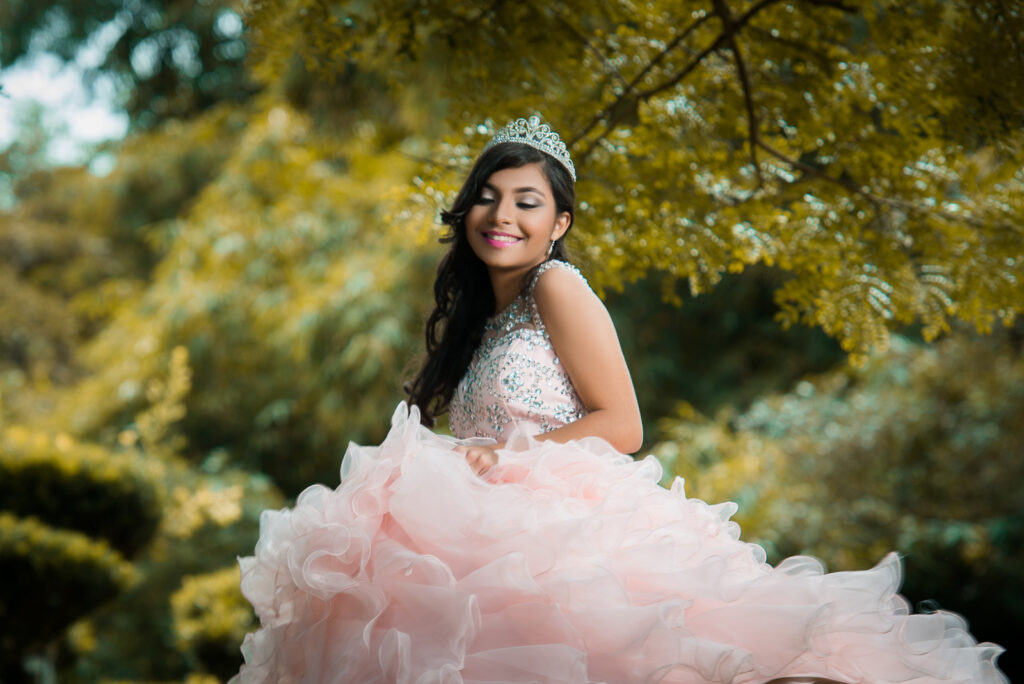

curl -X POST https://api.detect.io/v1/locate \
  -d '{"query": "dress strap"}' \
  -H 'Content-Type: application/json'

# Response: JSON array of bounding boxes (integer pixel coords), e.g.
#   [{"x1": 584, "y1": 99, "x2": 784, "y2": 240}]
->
[
  {"x1": 528, "y1": 259, "x2": 591, "y2": 331},
  {"x1": 528, "y1": 259, "x2": 588, "y2": 293}
]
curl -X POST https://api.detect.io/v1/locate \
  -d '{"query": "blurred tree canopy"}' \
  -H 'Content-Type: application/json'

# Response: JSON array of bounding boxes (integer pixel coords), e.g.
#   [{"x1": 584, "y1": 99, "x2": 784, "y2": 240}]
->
[
  {"x1": 0, "y1": 0, "x2": 259, "y2": 128},
  {"x1": 0, "y1": 0, "x2": 1021, "y2": 681}
]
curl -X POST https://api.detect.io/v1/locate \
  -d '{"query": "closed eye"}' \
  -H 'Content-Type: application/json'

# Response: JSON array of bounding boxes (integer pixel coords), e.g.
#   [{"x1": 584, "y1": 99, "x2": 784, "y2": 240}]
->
[{"x1": 473, "y1": 197, "x2": 541, "y2": 210}]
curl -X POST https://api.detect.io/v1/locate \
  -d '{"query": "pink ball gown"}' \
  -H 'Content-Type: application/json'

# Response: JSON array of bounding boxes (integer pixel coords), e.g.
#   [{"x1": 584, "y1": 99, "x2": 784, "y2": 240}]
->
[{"x1": 232, "y1": 261, "x2": 1006, "y2": 683}]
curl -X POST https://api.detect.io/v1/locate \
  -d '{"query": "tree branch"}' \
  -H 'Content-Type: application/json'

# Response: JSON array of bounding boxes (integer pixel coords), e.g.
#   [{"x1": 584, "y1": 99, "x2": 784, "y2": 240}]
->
[
  {"x1": 799, "y1": 0, "x2": 858, "y2": 12},
  {"x1": 526, "y1": 0, "x2": 630, "y2": 92},
  {"x1": 572, "y1": 0, "x2": 784, "y2": 165},
  {"x1": 748, "y1": 26, "x2": 833, "y2": 71},
  {"x1": 567, "y1": 10, "x2": 714, "y2": 148},
  {"x1": 635, "y1": 0, "x2": 784, "y2": 102},
  {"x1": 713, "y1": 0, "x2": 763, "y2": 188},
  {"x1": 756, "y1": 139, "x2": 1020, "y2": 232}
]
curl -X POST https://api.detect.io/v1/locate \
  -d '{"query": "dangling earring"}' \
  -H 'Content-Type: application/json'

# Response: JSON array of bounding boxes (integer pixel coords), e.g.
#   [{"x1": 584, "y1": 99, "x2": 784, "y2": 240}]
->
[{"x1": 547, "y1": 239, "x2": 556, "y2": 257}]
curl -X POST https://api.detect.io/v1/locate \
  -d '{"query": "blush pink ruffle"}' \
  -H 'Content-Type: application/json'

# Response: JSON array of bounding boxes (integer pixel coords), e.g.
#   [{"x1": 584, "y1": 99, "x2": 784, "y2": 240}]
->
[{"x1": 231, "y1": 403, "x2": 1006, "y2": 684}]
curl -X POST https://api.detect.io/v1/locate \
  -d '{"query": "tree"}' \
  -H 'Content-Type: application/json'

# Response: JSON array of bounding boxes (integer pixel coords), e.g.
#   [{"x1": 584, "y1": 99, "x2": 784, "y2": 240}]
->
[
  {"x1": 31, "y1": 98, "x2": 437, "y2": 495},
  {"x1": 0, "y1": 0, "x2": 259, "y2": 128},
  {"x1": 245, "y1": 0, "x2": 1024, "y2": 360}
]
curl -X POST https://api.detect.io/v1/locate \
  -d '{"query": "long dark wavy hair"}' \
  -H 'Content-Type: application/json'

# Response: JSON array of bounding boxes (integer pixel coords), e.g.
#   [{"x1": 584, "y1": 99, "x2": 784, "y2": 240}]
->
[{"x1": 406, "y1": 142, "x2": 576, "y2": 426}]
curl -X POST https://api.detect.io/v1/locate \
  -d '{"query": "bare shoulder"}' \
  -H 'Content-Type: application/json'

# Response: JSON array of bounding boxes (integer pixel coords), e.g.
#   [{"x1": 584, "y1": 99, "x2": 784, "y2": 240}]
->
[{"x1": 533, "y1": 261, "x2": 609, "y2": 326}]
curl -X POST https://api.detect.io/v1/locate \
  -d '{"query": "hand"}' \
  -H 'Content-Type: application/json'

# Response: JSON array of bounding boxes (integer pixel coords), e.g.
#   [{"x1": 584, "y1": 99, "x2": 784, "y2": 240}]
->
[{"x1": 454, "y1": 444, "x2": 500, "y2": 476}]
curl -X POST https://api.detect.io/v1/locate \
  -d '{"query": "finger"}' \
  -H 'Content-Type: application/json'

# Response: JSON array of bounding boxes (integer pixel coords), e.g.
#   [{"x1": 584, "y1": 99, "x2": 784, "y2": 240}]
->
[
  {"x1": 479, "y1": 452, "x2": 495, "y2": 473},
  {"x1": 469, "y1": 452, "x2": 489, "y2": 475}
]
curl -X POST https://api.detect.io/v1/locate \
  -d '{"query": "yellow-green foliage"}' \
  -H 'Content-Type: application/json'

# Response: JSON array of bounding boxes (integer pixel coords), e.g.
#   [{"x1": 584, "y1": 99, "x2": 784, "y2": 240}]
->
[
  {"x1": 0, "y1": 415, "x2": 162, "y2": 674},
  {"x1": 0, "y1": 104, "x2": 249, "y2": 419},
  {"x1": 654, "y1": 332, "x2": 1024, "y2": 622},
  {"x1": 171, "y1": 566, "x2": 255, "y2": 677},
  {"x1": 246, "y1": 0, "x2": 1024, "y2": 360},
  {"x1": 0, "y1": 264, "x2": 79, "y2": 381},
  {"x1": 0, "y1": 512, "x2": 134, "y2": 669},
  {"x1": 53, "y1": 344, "x2": 286, "y2": 681},
  {"x1": 43, "y1": 99, "x2": 437, "y2": 493},
  {"x1": 0, "y1": 427, "x2": 162, "y2": 555},
  {"x1": 0, "y1": 513, "x2": 134, "y2": 587},
  {"x1": 65, "y1": 459, "x2": 285, "y2": 683}
]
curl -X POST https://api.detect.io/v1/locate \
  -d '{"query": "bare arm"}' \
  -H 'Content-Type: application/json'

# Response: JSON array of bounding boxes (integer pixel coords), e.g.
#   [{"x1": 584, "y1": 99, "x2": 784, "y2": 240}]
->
[{"x1": 530, "y1": 265, "x2": 643, "y2": 453}]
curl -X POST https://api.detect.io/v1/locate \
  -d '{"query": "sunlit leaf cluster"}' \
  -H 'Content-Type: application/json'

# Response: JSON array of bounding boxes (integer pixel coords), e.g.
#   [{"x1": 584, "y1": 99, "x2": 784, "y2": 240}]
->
[
  {"x1": 246, "y1": 0, "x2": 1024, "y2": 358},
  {"x1": 171, "y1": 566, "x2": 256, "y2": 679},
  {"x1": 0, "y1": 427, "x2": 162, "y2": 555}
]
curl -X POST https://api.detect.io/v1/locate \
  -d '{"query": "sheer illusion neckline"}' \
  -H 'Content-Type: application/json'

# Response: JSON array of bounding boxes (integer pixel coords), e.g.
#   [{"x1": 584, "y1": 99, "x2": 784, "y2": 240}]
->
[
  {"x1": 486, "y1": 294, "x2": 526, "y2": 328},
  {"x1": 484, "y1": 259, "x2": 570, "y2": 332}
]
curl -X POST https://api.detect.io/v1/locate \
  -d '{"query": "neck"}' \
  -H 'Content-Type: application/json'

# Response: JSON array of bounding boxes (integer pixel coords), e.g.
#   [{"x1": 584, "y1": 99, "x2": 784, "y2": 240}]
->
[{"x1": 488, "y1": 264, "x2": 536, "y2": 314}]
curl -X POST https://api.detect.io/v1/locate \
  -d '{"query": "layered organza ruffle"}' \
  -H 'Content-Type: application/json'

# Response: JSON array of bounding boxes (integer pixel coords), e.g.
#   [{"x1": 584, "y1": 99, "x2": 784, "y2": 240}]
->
[{"x1": 232, "y1": 403, "x2": 1006, "y2": 684}]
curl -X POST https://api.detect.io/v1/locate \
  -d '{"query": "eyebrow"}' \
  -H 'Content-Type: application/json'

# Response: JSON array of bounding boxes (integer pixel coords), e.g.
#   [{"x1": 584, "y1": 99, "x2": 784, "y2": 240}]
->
[{"x1": 482, "y1": 182, "x2": 546, "y2": 195}]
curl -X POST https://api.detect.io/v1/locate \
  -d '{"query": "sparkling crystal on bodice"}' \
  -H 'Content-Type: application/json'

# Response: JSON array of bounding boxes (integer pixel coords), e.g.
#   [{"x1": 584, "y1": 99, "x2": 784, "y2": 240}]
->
[{"x1": 449, "y1": 260, "x2": 588, "y2": 439}]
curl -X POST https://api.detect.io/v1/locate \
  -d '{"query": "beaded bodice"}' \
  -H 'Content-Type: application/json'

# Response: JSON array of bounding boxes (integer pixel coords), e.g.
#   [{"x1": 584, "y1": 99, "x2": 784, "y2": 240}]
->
[{"x1": 449, "y1": 260, "x2": 588, "y2": 440}]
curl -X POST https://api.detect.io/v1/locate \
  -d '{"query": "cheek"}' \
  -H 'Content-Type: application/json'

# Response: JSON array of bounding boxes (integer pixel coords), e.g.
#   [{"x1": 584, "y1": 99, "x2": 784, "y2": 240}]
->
[
  {"x1": 529, "y1": 211, "x2": 557, "y2": 236},
  {"x1": 465, "y1": 206, "x2": 487, "y2": 230}
]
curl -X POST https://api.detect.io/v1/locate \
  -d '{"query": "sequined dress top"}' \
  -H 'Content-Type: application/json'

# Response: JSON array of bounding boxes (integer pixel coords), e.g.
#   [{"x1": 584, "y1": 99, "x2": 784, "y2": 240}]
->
[{"x1": 448, "y1": 259, "x2": 587, "y2": 440}]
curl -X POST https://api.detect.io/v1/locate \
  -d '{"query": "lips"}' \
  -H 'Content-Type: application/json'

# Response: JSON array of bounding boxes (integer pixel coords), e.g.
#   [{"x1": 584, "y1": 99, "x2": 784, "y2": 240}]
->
[{"x1": 481, "y1": 231, "x2": 524, "y2": 247}]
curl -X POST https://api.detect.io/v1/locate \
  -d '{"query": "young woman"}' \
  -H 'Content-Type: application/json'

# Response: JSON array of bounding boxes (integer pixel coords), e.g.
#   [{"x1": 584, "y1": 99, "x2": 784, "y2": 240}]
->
[{"x1": 231, "y1": 117, "x2": 1006, "y2": 683}]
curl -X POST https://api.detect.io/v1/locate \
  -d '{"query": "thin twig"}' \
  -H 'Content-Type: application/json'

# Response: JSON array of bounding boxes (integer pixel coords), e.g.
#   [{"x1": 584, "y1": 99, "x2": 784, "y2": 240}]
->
[
  {"x1": 756, "y1": 139, "x2": 1020, "y2": 232},
  {"x1": 748, "y1": 26, "x2": 833, "y2": 70},
  {"x1": 569, "y1": 0, "x2": 862, "y2": 160},
  {"x1": 798, "y1": 0, "x2": 857, "y2": 12},
  {"x1": 526, "y1": 0, "x2": 630, "y2": 91},
  {"x1": 574, "y1": 0, "x2": 784, "y2": 164},
  {"x1": 568, "y1": 10, "x2": 715, "y2": 147},
  {"x1": 635, "y1": 0, "x2": 784, "y2": 102},
  {"x1": 713, "y1": 0, "x2": 763, "y2": 188}
]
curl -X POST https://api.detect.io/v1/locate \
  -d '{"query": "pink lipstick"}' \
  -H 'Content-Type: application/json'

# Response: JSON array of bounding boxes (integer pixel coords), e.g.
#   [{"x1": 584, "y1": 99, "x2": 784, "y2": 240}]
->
[{"x1": 482, "y1": 231, "x2": 523, "y2": 248}]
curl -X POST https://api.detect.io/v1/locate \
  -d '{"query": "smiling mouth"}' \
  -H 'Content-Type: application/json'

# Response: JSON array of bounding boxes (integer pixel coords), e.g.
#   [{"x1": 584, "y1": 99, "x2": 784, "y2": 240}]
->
[{"x1": 482, "y1": 231, "x2": 524, "y2": 246}]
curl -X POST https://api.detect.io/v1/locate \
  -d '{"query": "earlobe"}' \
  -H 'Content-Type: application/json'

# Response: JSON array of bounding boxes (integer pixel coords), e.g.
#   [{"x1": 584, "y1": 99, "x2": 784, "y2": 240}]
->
[{"x1": 552, "y1": 212, "x2": 571, "y2": 241}]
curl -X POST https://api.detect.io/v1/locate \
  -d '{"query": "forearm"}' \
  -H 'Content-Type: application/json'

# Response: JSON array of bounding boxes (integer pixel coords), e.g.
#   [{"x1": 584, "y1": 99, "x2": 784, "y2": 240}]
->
[{"x1": 532, "y1": 408, "x2": 643, "y2": 454}]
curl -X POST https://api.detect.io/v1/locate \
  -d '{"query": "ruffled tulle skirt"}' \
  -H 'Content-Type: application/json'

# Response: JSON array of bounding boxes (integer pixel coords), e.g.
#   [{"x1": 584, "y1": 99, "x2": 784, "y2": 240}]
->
[{"x1": 231, "y1": 404, "x2": 1006, "y2": 684}]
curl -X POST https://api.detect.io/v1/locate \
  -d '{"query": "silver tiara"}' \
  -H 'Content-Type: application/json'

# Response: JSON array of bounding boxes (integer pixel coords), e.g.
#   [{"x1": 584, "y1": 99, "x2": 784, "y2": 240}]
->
[{"x1": 483, "y1": 115, "x2": 577, "y2": 181}]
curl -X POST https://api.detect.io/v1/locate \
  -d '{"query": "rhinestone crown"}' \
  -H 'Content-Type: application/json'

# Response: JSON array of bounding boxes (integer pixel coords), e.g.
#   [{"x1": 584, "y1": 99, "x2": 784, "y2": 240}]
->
[{"x1": 483, "y1": 115, "x2": 576, "y2": 181}]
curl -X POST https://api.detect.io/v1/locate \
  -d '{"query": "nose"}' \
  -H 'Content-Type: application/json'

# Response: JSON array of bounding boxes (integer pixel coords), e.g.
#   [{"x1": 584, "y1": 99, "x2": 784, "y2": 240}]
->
[{"x1": 491, "y1": 196, "x2": 515, "y2": 225}]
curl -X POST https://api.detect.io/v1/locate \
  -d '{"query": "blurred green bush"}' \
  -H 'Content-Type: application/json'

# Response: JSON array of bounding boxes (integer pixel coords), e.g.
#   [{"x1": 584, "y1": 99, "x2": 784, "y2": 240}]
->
[
  {"x1": 654, "y1": 331, "x2": 1024, "y2": 646},
  {"x1": 171, "y1": 566, "x2": 256, "y2": 680},
  {"x1": 0, "y1": 430, "x2": 161, "y2": 555}
]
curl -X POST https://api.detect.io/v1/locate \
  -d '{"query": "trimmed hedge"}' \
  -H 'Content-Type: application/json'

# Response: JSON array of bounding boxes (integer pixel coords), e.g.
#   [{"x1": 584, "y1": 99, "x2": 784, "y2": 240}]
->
[
  {"x1": 0, "y1": 429, "x2": 161, "y2": 556},
  {"x1": 0, "y1": 513, "x2": 134, "y2": 674}
]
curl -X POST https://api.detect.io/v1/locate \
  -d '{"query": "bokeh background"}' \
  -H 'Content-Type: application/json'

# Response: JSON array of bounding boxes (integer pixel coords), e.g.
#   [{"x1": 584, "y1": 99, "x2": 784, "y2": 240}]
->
[{"x1": 1, "y1": 1, "x2": 1022, "y2": 681}]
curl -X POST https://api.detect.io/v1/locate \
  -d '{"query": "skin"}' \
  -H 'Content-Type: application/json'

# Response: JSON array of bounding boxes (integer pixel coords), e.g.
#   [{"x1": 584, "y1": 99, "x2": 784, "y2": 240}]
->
[{"x1": 454, "y1": 163, "x2": 643, "y2": 475}]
